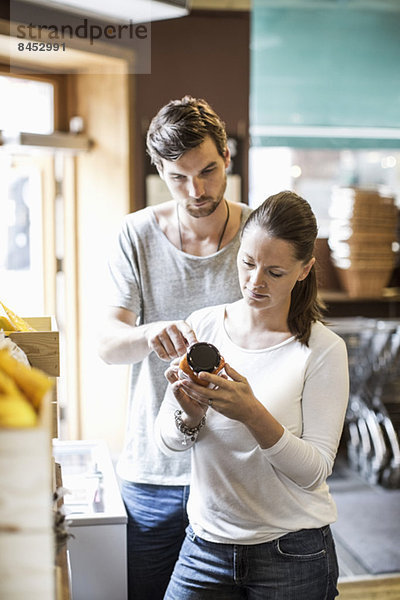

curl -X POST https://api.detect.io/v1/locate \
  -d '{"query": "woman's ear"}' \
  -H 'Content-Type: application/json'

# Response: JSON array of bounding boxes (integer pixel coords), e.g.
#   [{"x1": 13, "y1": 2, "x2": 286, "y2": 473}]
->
[{"x1": 298, "y1": 257, "x2": 316, "y2": 281}]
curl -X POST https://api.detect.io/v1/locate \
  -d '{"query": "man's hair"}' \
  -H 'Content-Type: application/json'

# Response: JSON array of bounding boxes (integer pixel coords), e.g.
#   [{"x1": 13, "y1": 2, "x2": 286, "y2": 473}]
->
[
  {"x1": 242, "y1": 190, "x2": 325, "y2": 346},
  {"x1": 146, "y1": 95, "x2": 227, "y2": 171}
]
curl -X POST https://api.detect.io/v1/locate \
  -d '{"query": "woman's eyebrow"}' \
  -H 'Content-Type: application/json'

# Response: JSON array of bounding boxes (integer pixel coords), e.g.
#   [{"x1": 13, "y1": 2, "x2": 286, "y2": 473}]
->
[{"x1": 242, "y1": 253, "x2": 287, "y2": 270}]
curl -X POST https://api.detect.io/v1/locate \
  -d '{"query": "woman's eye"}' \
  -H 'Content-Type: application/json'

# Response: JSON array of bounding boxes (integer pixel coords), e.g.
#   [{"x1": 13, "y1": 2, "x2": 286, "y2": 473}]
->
[
  {"x1": 242, "y1": 260, "x2": 254, "y2": 267},
  {"x1": 270, "y1": 271, "x2": 283, "y2": 278}
]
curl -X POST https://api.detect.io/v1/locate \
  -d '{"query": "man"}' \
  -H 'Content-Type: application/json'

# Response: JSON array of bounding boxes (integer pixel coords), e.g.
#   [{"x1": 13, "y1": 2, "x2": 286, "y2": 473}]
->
[{"x1": 99, "y1": 96, "x2": 252, "y2": 600}]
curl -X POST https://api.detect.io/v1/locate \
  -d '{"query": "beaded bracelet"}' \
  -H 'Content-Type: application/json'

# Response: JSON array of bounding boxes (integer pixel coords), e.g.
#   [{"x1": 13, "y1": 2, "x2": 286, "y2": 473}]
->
[{"x1": 174, "y1": 409, "x2": 206, "y2": 446}]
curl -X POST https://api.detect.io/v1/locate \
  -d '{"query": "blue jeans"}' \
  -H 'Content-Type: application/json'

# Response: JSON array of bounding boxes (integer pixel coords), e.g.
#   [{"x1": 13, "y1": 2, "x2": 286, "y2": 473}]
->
[
  {"x1": 121, "y1": 481, "x2": 190, "y2": 600},
  {"x1": 164, "y1": 524, "x2": 339, "y2": 600}
]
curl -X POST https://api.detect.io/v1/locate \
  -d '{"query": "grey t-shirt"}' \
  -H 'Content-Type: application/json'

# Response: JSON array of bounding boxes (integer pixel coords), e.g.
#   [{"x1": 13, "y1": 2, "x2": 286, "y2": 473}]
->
[{"x1": 108, "y1": 203, "x2": 252, "y2": 484}]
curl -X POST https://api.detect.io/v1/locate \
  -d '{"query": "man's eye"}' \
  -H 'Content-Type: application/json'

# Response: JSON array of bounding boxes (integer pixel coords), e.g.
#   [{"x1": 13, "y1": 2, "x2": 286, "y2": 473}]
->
[
  {"x1": 242, "y1": 260, "x2": 254, "y2": 267},
  {"x1": 171, "y1": 174, "x2": 184, "y2": 181}
]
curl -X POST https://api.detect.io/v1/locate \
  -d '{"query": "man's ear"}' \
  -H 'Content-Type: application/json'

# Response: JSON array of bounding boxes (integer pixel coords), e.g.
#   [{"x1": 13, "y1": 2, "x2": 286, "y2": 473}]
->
[
  {"x1": 224, "y1": 146, "x2": 231, "y2": 169},
  {"x1": 298, "y1": 257, "x2": 316, "y2": 281},
  {"x1": 157, "y1": 165, "x2": 165, "y2": 180}
]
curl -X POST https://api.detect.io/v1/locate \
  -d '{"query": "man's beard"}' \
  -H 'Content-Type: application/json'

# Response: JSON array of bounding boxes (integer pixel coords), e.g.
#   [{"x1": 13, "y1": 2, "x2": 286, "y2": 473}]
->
[{"x1": 184, "y1": 174, "x2": 227, "y2": 218}]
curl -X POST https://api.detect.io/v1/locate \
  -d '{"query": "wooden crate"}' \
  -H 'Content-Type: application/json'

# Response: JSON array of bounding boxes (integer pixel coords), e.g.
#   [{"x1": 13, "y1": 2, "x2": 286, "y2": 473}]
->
[
  {"x1": 8, "y1": 316, "x2": 60, "y2": 439},
  {"x1": 0, "y1": 391, "x2": 55, "y2": 600},
  {"x1": 8, "y1": 316, "x2": 60, "y2": 377}
]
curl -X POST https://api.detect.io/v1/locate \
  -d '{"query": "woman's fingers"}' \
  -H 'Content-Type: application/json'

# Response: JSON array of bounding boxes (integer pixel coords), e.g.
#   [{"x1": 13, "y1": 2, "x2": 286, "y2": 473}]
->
[
  {"x1": 196, "y1": 363, "x2": 245, "y2": 388},
  {"x1": 222, "y1": 363, "x2": 247, "y2": 383},
  {"x1": 164, "y1": 364, "x2": 179, "y2": 383},
  {"x1": 179, "y1": 380, "x2": 210, "y2": 403}
]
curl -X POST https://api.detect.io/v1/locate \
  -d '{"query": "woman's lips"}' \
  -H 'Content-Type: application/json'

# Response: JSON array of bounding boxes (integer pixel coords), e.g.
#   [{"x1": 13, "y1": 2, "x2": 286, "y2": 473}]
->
[{"x1": 247, "y1": 288, "x2": 268, "y2": 299}]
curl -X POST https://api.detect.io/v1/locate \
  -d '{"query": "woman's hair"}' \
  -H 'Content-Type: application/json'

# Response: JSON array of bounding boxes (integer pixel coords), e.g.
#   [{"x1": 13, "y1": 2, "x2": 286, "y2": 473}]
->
[
  {"x1": 242, "y1": 190, "x2": 325, "y2": 345},
  {"x1": 146, "y1": 96, "x2": 227, "y2": 171}
]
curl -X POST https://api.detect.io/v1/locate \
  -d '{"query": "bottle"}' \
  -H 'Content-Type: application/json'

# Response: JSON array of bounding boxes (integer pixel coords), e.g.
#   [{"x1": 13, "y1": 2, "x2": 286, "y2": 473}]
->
[{"x1": 178, "y1": 342, "x2": 225, "y2": 387}]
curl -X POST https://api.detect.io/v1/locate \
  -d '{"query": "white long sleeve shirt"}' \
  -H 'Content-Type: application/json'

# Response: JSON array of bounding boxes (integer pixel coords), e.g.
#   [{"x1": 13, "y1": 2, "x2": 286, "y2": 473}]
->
[{"x1": 155, "y1": 304, "x2": 349, "y2": 544}]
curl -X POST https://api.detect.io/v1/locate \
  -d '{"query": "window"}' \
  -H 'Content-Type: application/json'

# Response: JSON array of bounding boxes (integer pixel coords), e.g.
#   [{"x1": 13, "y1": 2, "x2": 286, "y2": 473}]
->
[
  {"x1": 0, "y1": 76, "x2": 55, "y2": 316},
  {"x1": 249, "y1": 147, "x2": 400, "y2": 238},
  {"x1": 0, "y1": 75, "x2": 54, "y2": 134}
]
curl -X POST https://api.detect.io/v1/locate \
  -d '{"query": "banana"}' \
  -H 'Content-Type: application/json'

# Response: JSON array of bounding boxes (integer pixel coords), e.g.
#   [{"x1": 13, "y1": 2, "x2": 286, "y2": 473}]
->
[
  {"x1": 0, "y1": 369, "x2": 37, "y2": 427},
  {"x1": 0, "y1": 316, "x2": 17, "y2": 332},
  {"x1": 0, "y1": 349, "x2": 53, "y2": 412},
  {"x1": 0, "y1": 301, "x2": 36, "y2": 332}
]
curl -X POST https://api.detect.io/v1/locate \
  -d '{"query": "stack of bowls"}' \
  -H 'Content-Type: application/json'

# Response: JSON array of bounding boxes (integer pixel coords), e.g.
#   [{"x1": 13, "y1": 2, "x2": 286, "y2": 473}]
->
[{"x1": 328, "y1": 187, "x2": 398, "y2": 297}]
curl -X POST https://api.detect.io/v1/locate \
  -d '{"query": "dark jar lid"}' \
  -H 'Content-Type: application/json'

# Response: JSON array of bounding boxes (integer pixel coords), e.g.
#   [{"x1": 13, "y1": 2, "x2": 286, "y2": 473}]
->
[{"x1": 187, "y1": 342, "x2": 221, "y2": 373}]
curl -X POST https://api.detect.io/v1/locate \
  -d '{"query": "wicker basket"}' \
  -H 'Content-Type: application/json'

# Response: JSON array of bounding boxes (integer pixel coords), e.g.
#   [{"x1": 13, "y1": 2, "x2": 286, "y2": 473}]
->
[
  {"x1": 336, "y1": 266, "x2": 393, "y2": 298},
  {"x1": 330, "y1": 187, "x2": 397, "y2": 220},
  {"x1": 329, "y1": 187, "x2": 398, "y2": 297}
]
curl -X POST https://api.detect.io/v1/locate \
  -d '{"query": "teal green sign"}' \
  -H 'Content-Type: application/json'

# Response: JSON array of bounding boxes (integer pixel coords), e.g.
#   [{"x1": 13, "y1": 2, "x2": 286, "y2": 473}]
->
[{"x1": 251, "y1": 2, "x2": 400, "y2": 147}]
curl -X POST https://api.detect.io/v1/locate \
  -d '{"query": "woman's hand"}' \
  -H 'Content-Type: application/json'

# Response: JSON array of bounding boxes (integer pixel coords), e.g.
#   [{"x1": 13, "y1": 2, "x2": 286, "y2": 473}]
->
[
  {"x1": 164, "y1": 361, "x2": 207, "y2": 428},
  {"x1": 180, "y1": 363, "x2": 284, "y2": 448},
  {"x1": 166, "y1": 361, "x2": 284, "y2": 447},
  {"x1": 178, "y1": 363, "x2": 262, "y2": 425}
]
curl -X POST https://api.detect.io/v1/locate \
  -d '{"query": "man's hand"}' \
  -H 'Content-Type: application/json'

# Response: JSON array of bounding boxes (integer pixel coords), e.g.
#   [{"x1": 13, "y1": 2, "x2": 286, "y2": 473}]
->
[
  {"x1": 147, "y1": 320, "x2": 197, "y2": 361},
  {"x1": 99, "y1": 307, "x2": 196, "y2": 365}
]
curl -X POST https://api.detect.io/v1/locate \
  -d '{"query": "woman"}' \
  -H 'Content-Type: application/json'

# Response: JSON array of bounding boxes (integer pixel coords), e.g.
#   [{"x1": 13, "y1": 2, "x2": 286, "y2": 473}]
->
[{"x1": 155, "y1": 191, "x2": 349, "y2": 600}]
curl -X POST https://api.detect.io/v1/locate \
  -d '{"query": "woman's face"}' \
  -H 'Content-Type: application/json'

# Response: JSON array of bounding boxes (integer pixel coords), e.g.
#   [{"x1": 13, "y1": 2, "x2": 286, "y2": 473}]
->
[{"x1": 237, "y1": 225, "x2": 315, "y2": 313}]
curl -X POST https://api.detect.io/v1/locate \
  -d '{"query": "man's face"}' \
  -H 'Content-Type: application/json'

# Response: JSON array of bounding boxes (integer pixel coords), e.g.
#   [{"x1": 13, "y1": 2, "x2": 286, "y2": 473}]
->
[{"x1": 159, "y1": 136, "x2": 230, "y2": 218}]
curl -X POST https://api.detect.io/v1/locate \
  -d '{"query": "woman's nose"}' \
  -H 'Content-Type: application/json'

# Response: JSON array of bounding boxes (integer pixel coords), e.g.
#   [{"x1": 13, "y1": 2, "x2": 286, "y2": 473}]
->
[{"x1": 250, "y1": 268, "x2": 265, "y2": 287}]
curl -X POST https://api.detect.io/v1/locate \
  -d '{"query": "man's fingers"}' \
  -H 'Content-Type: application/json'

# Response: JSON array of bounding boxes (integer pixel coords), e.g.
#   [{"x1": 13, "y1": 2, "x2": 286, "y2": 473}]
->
[
  {"x1": 167, "y1": 321, "x2": 197, "y2": 356},
  {"x1": 166, "y1": 324, "x2": 191, "y2": 357},
  {"x1": 149, "y1": 321, "x2": 196, "y2": 361},
  {"x1": 149, "y1": 336, "x2": 176, "y2": 361},
  {"x1": 180, "y1": 322, "x2": 197, "y2": 347}
]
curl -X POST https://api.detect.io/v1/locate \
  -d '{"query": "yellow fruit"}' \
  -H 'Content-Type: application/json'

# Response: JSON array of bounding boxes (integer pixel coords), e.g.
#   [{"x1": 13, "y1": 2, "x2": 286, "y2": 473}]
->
[
  {"x1": 0, "y1": 301, "x2": 36, "y2": 332},
  {"x1": 0, "y1": 316, "x2": 17, "y2": 332},
  {"x1": 0, "y1": 365, "x2": 19, "y2": 396},
  {"x1": 0, "y1": 369, "x2": 37, "y2": 427},
  {"x1": 0, "y1": 350, "x2": 53, "y2": 412},
  {"x1": 0, "y1": 394, "x2": 38, "y2": 427}
]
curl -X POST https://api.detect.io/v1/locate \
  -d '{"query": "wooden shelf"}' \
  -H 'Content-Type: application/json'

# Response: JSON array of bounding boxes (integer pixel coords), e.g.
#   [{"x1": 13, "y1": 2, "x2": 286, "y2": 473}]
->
[
  {"x1": 321, "y1": 289, "x2": 400, "y2": 303},
  {"x1": 338, "y1": 574, "x2": 400, "y2": 600},
  {"x1": 319, "y1": 289, "x2": 400, "y2": 319}
]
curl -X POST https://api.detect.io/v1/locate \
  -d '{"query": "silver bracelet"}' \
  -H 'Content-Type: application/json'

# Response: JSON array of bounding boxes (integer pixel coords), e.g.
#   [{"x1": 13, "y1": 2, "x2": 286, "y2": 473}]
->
[{"x1": 174, "y1": 409, "x2": 206, "y2": 446}]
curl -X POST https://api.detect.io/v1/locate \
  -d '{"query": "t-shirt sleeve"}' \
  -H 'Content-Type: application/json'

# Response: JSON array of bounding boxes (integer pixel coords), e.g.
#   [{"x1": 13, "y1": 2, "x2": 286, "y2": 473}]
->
[{"x1": 107, "y1": 218, "x2": 142, "y2": 317}]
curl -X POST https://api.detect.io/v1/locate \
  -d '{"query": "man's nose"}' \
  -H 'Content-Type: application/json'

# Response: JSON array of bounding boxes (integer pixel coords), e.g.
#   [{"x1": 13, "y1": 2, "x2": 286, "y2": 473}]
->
[{"x1": 188, "y1": 177, "x2": 204, "y2": 199}]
